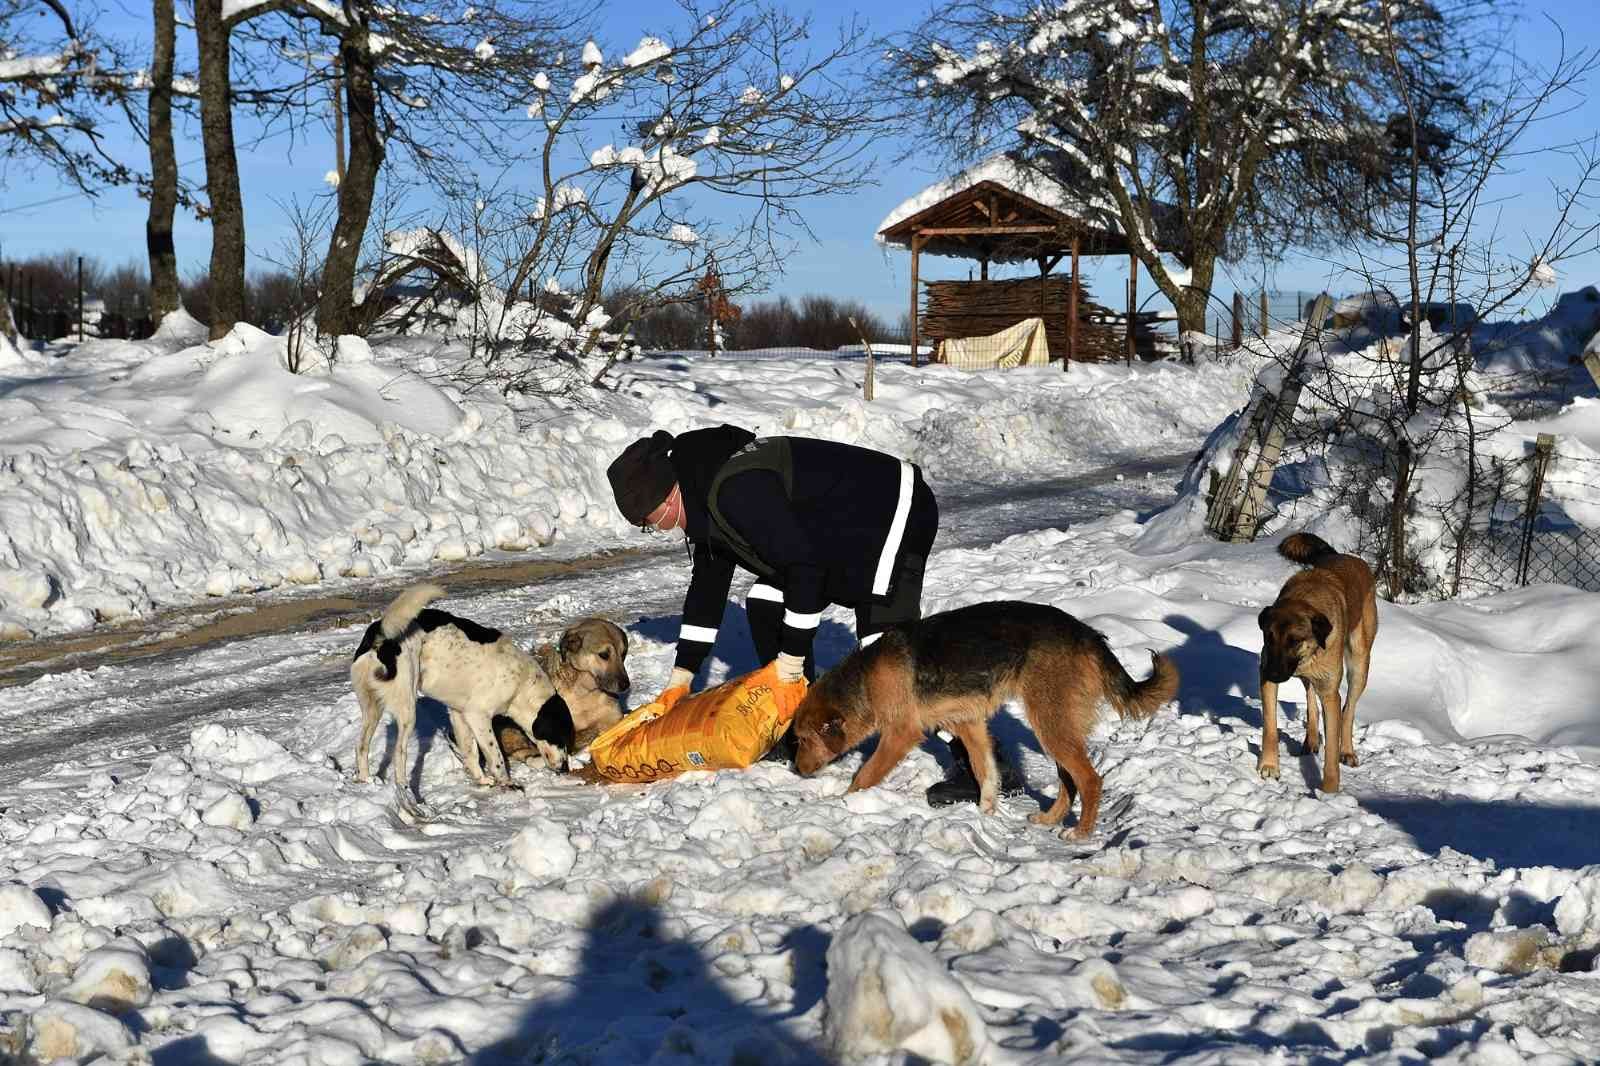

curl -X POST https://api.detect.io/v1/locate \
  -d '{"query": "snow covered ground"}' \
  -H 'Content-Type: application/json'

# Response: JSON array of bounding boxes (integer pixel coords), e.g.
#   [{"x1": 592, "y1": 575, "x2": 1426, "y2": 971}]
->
[{"x1": 4, "y1": 308, "x2": 1600, "y2": 1063}]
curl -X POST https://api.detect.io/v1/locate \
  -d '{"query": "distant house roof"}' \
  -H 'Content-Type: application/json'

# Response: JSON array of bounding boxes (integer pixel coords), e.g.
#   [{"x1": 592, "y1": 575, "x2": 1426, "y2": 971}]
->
[{"x1": 876, "y1": 153, "x2": 1180, "y2": 263}]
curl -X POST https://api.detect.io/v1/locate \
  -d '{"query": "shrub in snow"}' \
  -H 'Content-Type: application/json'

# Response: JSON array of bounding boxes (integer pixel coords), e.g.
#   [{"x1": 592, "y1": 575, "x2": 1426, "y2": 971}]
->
[
  {"x1": 60, "y1": 942, "x2": 153, "y2": 1011},
  {"x1": 824, "y1": 911, "x2": 991, "y2": 1065},
  {"x1": 0, "y1": 884, "x2": 52, "y2": 938}
]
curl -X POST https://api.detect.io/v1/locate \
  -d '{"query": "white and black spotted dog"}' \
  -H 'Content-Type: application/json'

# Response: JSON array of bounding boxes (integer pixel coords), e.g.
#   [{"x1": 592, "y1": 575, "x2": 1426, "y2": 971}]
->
[{"x1": 349, "y1": 583, "x2": 628, "y2": 812}]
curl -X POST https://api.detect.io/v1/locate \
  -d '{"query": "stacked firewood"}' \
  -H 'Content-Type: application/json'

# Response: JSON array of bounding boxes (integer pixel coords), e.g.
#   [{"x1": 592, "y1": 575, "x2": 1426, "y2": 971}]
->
[{"x1": 922, "y1": 277, "x2": 1168, "y2": 362}]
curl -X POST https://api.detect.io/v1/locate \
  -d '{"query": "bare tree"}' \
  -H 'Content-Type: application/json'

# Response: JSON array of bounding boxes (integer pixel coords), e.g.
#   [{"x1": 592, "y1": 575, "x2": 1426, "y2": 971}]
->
[
  {"x1": 222, "y1": 0, "x2": 581, "y2": 338},
  {"x1": 193, "y1": 0, "x2": 247, "y2": 339},
  {"x1": 1, "y1": 0, "x2": 134, "y2": 339},
  {"x1": 143, "y1": 0, "x2": 180, "y2": 327},
  {"x1": 888, "y1": 0, "x2": 1504, "y2": 339},
  {"x1": 1248, "y1": 23, "x2": 1600, "y2": 600},
  {"x1": 374, "y1": 0, "x2": 883, "y2": 392},
  {"x1": 259, "y1": 195, "x2": 332, "y2": 370},
  {"x1": 0, "y1": 0, "x2": 132, "y2": 190},
  {"x1": 523, "y1": 0, "x2": 881, "y2": 379}
]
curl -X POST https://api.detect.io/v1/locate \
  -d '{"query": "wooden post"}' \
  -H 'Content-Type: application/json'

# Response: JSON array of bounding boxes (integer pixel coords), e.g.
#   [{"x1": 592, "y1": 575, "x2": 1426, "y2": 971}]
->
[
  {"x1": 1517, "y1": 433, "x2": 1557, "y2": 585},
  {"x1": 1228, "y1": 293, "x2": 1334, "y2": 542},
  {"x1": 980, "y1": 256, "x2": 989, "y2": 281},
  {"x1": 1067, "y1": 234, "x2": 1080, "y2": 370},
  {"x1": 909, "y1": 234, "x2": 922, "y2": 368},
  {"x1": 77, "y1": 255, "x2": 85, "y2": 341},
  {"x1": 1259, "y1": 289, "x2": 1270, "y2": 337},
  {"x1": 1231, "y1": 291, "x2": 1244, "y2": 349},
  {"x1": 850, "y1": 316, "x2": 875, "y2": 402},
  {"x1": 1127, "y1": 254, "x2": 1138, "y2": 366},
  {"x1": 1205, "y1": 392, "x2": 1273, "y2": 538},
  {"x1": 1581, "y1": 337, "x2": 1600, "y2": 392}
]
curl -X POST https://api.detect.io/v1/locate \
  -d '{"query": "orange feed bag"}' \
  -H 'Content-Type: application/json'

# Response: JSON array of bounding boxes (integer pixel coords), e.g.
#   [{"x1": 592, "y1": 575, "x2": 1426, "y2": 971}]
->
[{"x1": 582, "y1": 662, "x2": 807, "y2": 784}]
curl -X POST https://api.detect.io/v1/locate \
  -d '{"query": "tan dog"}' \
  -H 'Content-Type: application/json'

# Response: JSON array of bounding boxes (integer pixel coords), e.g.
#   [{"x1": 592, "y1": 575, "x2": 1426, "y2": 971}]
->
[
  {"x1": 792, "y1": 600, "x2": 1178, "y2": 839},
  {"x1": 497, "y1": 619, "x2": 629, "y2": 766},
  {"x1": 1257, "y1": 532, "x2": 1379, "y2": 792}
]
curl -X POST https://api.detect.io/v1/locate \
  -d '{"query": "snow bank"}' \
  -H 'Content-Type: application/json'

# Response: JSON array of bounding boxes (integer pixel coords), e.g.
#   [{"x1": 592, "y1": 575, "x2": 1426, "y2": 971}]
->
[{"x1": 0, "y1": 325, "x2": 1251, "y2": 638}]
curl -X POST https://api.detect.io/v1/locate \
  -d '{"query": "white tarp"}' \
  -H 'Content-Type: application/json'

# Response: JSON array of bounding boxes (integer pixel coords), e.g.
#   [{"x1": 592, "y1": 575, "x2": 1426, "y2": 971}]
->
[{"x1": 938, "y1": 316, "x2": 1052, "y2": 370}]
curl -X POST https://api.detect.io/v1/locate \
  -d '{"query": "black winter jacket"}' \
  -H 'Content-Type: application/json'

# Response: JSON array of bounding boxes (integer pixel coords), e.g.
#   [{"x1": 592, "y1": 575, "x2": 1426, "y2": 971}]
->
[{"x1": 666, "y1": 426, "x2": 934, "y2": 673}]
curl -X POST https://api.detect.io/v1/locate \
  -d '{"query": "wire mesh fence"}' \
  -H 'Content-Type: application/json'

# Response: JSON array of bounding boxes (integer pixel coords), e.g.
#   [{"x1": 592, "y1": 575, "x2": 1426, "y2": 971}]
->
[
  {"x1": 644, "y1": 338, "x2": 925, "y2": 364},
  {"x1": 6, "y1": 298, "x2": 155, "y2": 342},
  {"x1": 1452, "y1": 442, "x2": 1600, "y2": 596},
  {"x1": 1205, "y1": 290, "x2": 1324, "y2": 343}
]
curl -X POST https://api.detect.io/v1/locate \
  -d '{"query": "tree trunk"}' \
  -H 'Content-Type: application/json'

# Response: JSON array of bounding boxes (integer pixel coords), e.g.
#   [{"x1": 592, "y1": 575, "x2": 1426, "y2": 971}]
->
[
  {"x1": 0, "y1": 284, "x2": 16, "y2": 344},
  {"x1": 195, "y1": 0, "x2": 245, "y2": 340},
  {"x1": 146, "y1": 0, "x2": 181, "y2": 329},
  {"x1": 1160, "y1": 253, "x2": 1215, "y2": 358},
  {"x1": 1387, "y1": 439, "x2": 1412, "y2": 600},
  {"x1": 316, "y1": 36, "x2": 383, "y2": 337}
]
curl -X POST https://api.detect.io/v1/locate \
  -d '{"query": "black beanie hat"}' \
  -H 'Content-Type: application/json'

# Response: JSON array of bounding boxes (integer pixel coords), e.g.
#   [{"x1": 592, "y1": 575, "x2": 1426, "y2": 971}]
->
[{"x1": 608, "y1": 430, "x2": 677, "y2": 526}]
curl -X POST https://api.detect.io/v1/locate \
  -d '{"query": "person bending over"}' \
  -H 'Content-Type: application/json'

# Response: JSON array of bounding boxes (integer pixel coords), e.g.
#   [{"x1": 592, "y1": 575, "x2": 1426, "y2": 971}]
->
[{"x1": 607, "y1": 425, "x2": 1018, "y2": 806}]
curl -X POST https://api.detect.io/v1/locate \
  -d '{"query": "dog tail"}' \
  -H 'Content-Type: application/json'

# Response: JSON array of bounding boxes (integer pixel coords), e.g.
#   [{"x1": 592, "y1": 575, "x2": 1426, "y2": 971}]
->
[
  {"x1": 1105, "y1": 648, "x2": 1180, "y2": 720},
  {"x1": 381, "y1": 582, "x2": 446, "y2": 640},
  {"x1": 1278, "y1": 532, "x2": 1339, "y2": 567}
]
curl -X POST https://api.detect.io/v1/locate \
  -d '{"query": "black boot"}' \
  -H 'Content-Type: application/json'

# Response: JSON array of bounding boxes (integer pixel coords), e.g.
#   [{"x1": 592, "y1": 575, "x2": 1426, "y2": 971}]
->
[
  {"x1": 762, "y1": 725, "x2": 798, "y2": 765},
  {"x1": 925, "y1": 737, "x2": 1024, "y2": 807}
]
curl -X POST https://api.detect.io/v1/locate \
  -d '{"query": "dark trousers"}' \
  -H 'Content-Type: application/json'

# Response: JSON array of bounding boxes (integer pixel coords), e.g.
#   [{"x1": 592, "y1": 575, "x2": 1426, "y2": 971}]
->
[
  {"x1": 749, "y1": 478, "x2": 950, "y2": 767},
  {"x1": 747, "y1": 474, "x2": 938, "y2": 668}
]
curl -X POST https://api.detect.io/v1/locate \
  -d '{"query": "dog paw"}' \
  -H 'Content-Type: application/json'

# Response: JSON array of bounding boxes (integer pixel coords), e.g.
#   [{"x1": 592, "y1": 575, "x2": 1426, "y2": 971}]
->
[
  {"x1": 1303, "y1": 737, "x2": 1321, "y2": 755},
  {"x1": 1062, "y1": 825, "x2": 1094, "y2": 842},
  {"x1": 1256, "y1": 759, "x2": 1280, "y2": 780},
  {"x1": 1340, "y1": 752, "x2": 1359, "y2": 768},
  {"x1": 1028, "y1": 811, "x2": 1059, "y2": 826}
]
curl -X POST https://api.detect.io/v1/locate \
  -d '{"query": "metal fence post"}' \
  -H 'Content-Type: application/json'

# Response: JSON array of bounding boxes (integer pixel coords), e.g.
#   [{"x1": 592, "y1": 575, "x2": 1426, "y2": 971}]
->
[
  {"x1": 1517, "y1": 434, "x2": 1556, "y2": 586},
  {"x1": 77, "y1": 255, "x2": 84, "y2": 341}
]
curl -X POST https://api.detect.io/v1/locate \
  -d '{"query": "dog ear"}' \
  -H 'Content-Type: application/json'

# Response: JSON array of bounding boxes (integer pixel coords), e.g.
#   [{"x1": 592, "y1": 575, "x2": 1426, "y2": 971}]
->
[
  {"x1": 1311, "y1": 612, "x2": 1333, "y2": 648},
  {"x1": 560, "y1": 630, "x2": 584, "y2": 658},
  {"x1": 1257, "y1": 606, "x2": 1274, "y2": 632}
]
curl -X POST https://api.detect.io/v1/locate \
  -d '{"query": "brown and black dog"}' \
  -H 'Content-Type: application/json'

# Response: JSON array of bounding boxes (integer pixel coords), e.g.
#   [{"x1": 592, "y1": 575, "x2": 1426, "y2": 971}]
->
[
  {"x1": 792, "y1": 600, "x2": 1179, "y2": 839},
  {"x1": 1257, "y1": 532, "x2": 1378, "y2": 792}
]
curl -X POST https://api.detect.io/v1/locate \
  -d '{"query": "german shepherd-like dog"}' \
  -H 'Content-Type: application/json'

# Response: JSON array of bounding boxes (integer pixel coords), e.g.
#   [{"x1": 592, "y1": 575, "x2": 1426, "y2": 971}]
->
[
  {"x1": 792, "y1": 600, "x2": 1179, "y2": 839},
  {"x1": 350, "y1": 584, "x2": 629, "y2": 813},
  {"x1": 1257, "y1": 532, "x2": 1378, "y2": 792}
]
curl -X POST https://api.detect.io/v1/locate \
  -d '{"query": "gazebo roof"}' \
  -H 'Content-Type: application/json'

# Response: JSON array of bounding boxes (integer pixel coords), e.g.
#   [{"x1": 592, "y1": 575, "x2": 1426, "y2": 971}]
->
[{"x1": 876, "y1": 154, "x2": 1177, "y2": 263}]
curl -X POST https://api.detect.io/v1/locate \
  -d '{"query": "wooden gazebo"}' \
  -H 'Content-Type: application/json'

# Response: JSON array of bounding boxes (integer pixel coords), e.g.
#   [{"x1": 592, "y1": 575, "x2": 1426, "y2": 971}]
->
[{"x1": 876, "y1": 156, "x2": 1175, "y2": 367}]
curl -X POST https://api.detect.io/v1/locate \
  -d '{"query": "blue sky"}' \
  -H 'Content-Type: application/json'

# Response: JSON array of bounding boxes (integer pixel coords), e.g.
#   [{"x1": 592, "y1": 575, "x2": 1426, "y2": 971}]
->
[{"x1": 2, "y1": 0, "x2": 1596, "y2": 325}]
